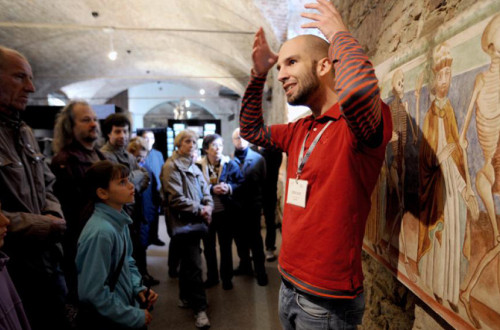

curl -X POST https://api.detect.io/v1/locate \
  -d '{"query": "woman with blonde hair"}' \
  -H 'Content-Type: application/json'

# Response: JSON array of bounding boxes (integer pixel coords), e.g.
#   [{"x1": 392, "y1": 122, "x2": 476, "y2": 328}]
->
[{"x1": 160, "y1": 130, "x2": 213, "y2": 328}]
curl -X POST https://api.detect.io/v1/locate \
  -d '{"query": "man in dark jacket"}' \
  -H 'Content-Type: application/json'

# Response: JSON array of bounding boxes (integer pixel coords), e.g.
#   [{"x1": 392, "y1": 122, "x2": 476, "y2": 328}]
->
[
  {"x1": 0, "y1": 45, "x2": 68, "y2": 329},
  {"x1": 231, "y1": 128, "x2": 268, "y2": 286},
  {"x1": 141, "y1": 130, "x2": 165, "y2": 246},
  {"x1": 51, "y1": 100, "x2": 106, "y2": 303},
  {"x1": 100, "y1": 114, "x2": 149, "y2": 191},
  {"x1": 257, "y1": 146, "x2": 282, "y2": 262}
]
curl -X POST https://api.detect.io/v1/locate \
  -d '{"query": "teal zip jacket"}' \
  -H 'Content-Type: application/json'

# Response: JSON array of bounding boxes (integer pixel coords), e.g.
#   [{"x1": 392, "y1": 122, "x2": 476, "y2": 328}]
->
[{"x1": 76, "y1": 203, "x2": 146, "y2": 328}]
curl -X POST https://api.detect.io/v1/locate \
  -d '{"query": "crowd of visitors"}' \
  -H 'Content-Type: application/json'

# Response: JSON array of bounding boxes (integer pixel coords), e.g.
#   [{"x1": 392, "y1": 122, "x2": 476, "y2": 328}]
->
[
  {"x1": 0, "y1": 80, "x2": 280, "y2": 328},
  {"x1": 0, "y1": 66, "x2": 281, "y2": 328},
  {"x1": 0, "y1": 1, "x2": 388, "y2": 329}
]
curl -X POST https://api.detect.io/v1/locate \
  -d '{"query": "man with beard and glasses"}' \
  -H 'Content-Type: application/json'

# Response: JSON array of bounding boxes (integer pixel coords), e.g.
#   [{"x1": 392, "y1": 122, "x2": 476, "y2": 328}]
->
[
  {"x1": 51, "y1": 100, "x2": 107, "y2": 310},
  {"x1": 239, "y1": 1, "x2": 392, "y2": 329},
  {"x1": 0, "y1": 45, "x2": 68, "y2": 329}
]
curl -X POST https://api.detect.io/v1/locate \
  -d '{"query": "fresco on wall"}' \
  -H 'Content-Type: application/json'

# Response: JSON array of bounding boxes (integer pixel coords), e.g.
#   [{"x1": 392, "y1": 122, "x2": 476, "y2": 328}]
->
[{"x1": 364, "y1": 10, "x2": 500, "y2": 330}]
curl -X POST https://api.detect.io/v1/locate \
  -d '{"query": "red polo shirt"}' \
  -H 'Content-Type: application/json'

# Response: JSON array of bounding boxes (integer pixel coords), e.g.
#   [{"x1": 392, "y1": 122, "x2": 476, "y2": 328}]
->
[
  {"x1": 240, "y1": 31, "x2": 392, "y2": 298},
  {"x1": 271, "y1": 102, "x2": 391, "y2": 298}
]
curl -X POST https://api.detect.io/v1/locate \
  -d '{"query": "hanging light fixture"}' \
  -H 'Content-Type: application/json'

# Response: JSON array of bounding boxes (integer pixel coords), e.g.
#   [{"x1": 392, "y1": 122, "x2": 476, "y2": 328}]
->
[
  {"x1": 103, "y1": 27, "x2": 117, "y2": 61},
  {"x1": 174, "y1": 98, "x2": 193, "y2": 119}
]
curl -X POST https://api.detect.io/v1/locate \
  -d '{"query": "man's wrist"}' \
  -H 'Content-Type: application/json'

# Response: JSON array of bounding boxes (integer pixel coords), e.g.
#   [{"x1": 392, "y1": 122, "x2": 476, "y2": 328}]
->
[
  {"x1": 329, "y1": 30, "x2": 350, "y2": 44},
  {"x1": 251, "y1": 68, "x2": 268, "y2": 78}
]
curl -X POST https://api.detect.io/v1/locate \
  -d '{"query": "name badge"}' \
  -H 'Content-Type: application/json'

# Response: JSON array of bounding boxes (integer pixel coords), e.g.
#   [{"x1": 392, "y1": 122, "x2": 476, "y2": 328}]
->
[{"x1": 286, "y1": 178, "x2": 308, "y2": 208}]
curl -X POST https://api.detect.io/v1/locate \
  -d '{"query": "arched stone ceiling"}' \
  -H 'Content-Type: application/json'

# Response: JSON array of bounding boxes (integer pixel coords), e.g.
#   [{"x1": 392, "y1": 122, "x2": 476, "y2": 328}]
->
[{"x1": 0, "y1": 0, "x2": 284, "y2": 105}]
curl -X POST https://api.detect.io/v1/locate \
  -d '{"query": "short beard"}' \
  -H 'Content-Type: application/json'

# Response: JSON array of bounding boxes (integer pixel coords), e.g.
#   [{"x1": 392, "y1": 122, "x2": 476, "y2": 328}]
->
[
  {"x1": 287, "y1": 62, "x2": 320, "y2": 106},
  {"x1": 82, "y1": 135, "x2": 98, "y2": 143}
]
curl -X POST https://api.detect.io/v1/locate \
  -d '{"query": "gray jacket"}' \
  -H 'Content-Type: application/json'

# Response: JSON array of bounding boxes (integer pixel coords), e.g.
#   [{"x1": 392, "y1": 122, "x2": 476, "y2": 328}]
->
[
  {"x1": 0, "y1": 113, "x2": 63, "y2": 239},
  {"x1": 160, "y1": 151, "x2": 213, "y2": 236},
  {"x1": 0, "y1": 113, "x2": 66, "y2": 316}
]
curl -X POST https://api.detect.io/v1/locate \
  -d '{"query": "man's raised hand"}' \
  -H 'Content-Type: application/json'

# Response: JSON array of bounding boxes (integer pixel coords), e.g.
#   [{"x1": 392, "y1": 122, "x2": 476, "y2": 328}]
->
[
  {"x1": 252, "y1": 27, "x2": 278, "y2": 76},
  {"x1": 301, "y1": 0, "x2": 348, "y2": 42}
]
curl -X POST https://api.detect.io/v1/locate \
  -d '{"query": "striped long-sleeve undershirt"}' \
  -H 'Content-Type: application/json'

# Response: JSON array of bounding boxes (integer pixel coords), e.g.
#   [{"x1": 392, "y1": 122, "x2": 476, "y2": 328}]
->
[
  {"x1": 330, "y1": 31, "x2": 382, "y2": 145},
  {"x1": 239, "y1": 73, "x2": 277, "y2": 149},
  {"x1": 240, "y1": 31, "x2": 383, "y2": 148}
]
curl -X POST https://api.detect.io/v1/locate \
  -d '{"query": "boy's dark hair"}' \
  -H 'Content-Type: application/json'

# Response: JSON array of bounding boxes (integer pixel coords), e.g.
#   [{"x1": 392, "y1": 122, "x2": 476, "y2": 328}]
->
[
  {"x1": 202, "y1": 133, "x2": 222, "y2": 153},
  {"x1": 102, "y1": 113, "x2": 131, "y2": 141},
  {"x1": 84, "y1": 160, "x2": 130, "y2": 203}
]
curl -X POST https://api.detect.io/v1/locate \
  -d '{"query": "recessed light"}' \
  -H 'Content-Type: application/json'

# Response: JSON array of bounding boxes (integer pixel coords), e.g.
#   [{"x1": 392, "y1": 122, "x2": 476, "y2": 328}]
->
[{"x1": 108, "y1": 51, "x2": 117, "y2": 61}]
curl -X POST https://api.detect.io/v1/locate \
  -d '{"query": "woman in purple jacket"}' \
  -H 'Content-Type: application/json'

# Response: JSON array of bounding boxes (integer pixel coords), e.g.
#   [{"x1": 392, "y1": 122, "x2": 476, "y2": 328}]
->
[{"x1": 0, "y1": 203, "x2": 31, "y2": 330}]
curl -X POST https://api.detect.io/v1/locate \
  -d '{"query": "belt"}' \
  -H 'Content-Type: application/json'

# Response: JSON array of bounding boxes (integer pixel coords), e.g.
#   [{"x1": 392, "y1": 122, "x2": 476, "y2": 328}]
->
[{"x1": 281, "y1": 277, "x2": 296, "y2": 290}]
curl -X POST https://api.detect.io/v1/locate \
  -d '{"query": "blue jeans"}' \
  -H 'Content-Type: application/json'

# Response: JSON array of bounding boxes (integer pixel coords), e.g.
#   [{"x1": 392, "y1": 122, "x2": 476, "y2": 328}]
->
[{"x1": 279, "y1": 281, "x2": 365, "y2": 330}]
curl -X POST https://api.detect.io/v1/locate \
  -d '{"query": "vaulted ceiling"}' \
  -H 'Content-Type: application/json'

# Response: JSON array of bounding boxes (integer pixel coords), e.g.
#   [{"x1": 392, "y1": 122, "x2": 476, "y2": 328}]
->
[{"x1": 0, "y1": 0, "x2": 290, "y2": 108}]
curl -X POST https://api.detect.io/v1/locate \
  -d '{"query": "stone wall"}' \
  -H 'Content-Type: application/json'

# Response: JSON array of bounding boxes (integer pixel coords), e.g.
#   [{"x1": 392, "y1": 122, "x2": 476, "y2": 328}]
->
[
  {"x1": 361, "y1": 251, "x2": 416, "y2": 330},
  {"x1": 360, "y1": 251, "x2": 452, "y2": 330},
  {"x1": 334, "y1": 0, "x2": 479, "y2": 65}
]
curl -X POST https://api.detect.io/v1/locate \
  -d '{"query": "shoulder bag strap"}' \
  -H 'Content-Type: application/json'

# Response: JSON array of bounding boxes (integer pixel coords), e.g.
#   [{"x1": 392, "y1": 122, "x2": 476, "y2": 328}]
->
[{"x1": 108, "y1": 241, "x2": 127, "y2": 292}]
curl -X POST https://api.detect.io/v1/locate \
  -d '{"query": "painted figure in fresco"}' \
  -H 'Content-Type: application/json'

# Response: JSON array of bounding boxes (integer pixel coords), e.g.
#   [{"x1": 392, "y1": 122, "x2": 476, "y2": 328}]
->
[
  {"x1": 459, "y1": 13, "x2": 500, "y2": 329},
  {"x1": 387, "y1": 69, "x2": 416, "y2": 211},
  {"x1": 365, "y1": 163, "x2": 386, "y2": 255},
  {"x1": 385, "y1": 69, "x2": 417, "y2": 281},
  {"x1": 417, "y1": 43, "x2": 478, "y2": 313}
]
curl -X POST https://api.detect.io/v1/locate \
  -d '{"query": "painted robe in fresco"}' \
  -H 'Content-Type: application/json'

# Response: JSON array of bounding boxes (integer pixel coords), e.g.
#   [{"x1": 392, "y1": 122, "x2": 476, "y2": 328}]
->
[{"x1": 418, "y1": 97, "x2": 469, "y2": 307}]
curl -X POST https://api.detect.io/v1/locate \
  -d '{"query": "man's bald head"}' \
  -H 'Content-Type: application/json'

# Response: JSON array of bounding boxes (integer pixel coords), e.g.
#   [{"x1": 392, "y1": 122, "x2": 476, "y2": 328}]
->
[
  {"x1": 0, "y1": 46, "x2": 28, "y2": 72},
  {"x1": 0, "y1": 46, "x2": 35, "y2": 114},
  {"x1": 281, "y1": 35, "x2": 330, "y2": 62},
  {"x1": 278, "y1": 35, "x2": 334, "y2": 82}
]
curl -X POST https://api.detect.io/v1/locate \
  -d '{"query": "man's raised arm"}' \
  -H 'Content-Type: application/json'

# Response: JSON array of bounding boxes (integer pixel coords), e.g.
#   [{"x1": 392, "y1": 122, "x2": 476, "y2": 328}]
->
[
  {"x1": 302, "y1": 0, "x2": 383, "y2": 147},
  {"x1": 239, "y1": 28, "x2": 279, "y2": 149}
]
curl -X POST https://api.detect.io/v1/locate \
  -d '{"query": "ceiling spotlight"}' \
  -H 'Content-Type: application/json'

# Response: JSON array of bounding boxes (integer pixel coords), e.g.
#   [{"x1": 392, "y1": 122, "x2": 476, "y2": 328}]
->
[
  {"x1": 108, "y1": 50, "x2": 117, "y2": 61},
  {"x1": 185, "y1": 99, "x2": 191, "y2": 108},
  {"x1": 104, "y1": 27, "x2": 117, "y2": 61},
  {"x1": 199, "y1": 88, "x2": 206, "y2": 95}
]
